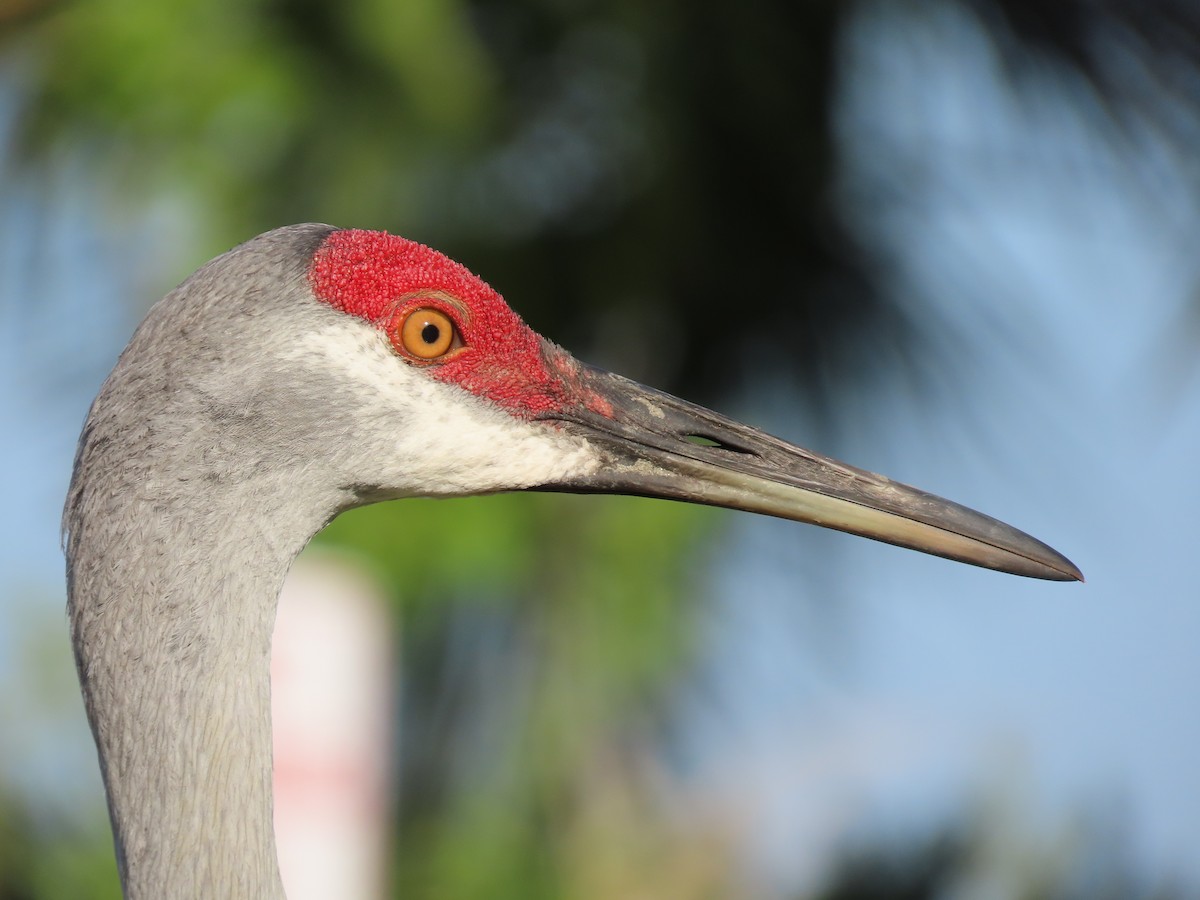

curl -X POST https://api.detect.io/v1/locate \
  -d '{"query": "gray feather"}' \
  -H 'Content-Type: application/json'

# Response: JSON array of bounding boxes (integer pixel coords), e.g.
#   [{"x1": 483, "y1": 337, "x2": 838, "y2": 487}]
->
[{"x1": 65, "y1": 224, "x2": 344, "y2": 899}]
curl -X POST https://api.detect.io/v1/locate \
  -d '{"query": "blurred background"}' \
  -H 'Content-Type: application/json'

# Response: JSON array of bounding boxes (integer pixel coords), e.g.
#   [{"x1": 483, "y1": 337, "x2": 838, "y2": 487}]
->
[{"x1": 1, "y1": 0, "x2": 1198, "y2": 897}]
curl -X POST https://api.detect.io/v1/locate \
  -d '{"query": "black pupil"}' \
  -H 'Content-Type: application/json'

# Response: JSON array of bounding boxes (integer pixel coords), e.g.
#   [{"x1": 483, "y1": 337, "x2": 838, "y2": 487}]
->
[{"x1": 421, "y1": 322, "x2": 441, "y2": 345}]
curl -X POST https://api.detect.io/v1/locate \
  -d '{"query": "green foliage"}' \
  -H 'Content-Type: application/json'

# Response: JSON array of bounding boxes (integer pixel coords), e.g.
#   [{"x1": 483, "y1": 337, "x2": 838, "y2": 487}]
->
[
  {"x1": 315, "y1": 491, "x2": 721, "y2": 897},
  {"x1": 316, "y1": 494, "x2": 543, "y2": 607},
  {"x1": 20, "y1": 0, "x2": 498, "y2": 235},
  {"x1": 0, "y1": 786, "x2": 120, "y2": 900}
]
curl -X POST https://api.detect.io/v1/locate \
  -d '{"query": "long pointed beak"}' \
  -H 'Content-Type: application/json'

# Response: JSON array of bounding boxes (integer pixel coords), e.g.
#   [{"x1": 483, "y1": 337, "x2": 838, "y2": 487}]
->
[{"x1": 536, "y1": 364, "x2": 1082, "y2": 582}]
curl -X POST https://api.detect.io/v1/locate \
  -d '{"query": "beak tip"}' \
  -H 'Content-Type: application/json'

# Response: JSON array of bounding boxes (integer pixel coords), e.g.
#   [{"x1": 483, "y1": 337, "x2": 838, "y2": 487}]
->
[{"x1": 1039, "y1": 552, "x2": 1084, "y2": 583}]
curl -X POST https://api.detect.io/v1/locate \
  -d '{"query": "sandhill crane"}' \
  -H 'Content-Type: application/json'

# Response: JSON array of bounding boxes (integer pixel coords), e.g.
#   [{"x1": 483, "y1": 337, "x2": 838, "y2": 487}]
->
[{"x1": 63, "y1": 224, "x2": 1081, "y2": 898}]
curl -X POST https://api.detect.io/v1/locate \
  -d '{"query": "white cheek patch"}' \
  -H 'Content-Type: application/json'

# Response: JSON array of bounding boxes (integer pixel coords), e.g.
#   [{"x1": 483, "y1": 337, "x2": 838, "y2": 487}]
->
[{"x1": 285, "y1": 318, "x2": 603, "y2": 497}]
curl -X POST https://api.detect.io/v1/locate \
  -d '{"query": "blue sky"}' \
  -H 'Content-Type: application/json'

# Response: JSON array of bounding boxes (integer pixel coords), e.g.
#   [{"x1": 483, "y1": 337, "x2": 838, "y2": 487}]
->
[
  {"x1": 2, "y1": 5, "x2": 1197, "y2": 894},
  {"x1": 678, "y1": 7, "x2": 1200, "y2": 892}
]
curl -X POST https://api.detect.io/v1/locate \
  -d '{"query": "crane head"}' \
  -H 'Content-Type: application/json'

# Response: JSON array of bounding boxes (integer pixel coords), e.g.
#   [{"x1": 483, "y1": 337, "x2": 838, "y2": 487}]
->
[
  {"x1": 297, "y1": 226, "x2": 1080, "y2": 581},
  {"x1": 63, "y1": 222, "x2": 1080, "y2": 900}
]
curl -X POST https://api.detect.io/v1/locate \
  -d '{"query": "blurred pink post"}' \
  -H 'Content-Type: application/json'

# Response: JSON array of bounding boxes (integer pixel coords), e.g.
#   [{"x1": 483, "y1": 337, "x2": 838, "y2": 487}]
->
[{"x1": 271, "y1": 553, "x2": 394, "y2": 900}]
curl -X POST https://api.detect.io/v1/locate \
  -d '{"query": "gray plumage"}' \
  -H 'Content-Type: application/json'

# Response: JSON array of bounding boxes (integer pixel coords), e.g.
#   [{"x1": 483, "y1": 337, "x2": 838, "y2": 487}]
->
[
  {"x1": 66, "y1": 224, "x2": 351, "y2": 898},
  {"x1": 66, "y1": 222, "x2": 609, "y2": 898}
]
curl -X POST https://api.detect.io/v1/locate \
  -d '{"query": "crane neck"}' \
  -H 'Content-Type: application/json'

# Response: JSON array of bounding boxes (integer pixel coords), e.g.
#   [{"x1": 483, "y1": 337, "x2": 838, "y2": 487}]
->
[{"x1": 66, "y1": 459, "x2": 336, "y2": 899}]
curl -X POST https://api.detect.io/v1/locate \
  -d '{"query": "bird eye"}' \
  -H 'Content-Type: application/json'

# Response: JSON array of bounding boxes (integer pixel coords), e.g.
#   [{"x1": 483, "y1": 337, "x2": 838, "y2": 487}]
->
[{"x1": 397, "y1": 307, "x2": 461, "y2": 361}]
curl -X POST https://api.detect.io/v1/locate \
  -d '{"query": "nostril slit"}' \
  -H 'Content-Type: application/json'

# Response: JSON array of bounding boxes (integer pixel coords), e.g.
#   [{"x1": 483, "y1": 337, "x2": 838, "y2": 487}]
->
[{"x1": 684, "y1": 433, "x2": 755, "y2": 454}]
